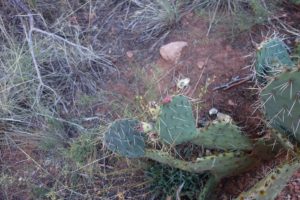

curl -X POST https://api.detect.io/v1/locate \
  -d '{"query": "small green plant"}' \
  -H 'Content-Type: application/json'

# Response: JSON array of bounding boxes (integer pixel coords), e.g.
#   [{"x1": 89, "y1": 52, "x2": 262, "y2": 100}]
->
[
  {"x1": 30, "y1": 186, "x2": 49, "y2": 199},
  {"x1": 127, "y1": 0, "x2": 180, "y2": 42},
  {"x1": 195, "y1": 0, "x2": 279, "y2": 35},
  {"x1": 68, "y1": 134, "x2": 97, "y2": 164},
  {"x1": 146, "y1": 162, "x2": 207, "y2": 199}
]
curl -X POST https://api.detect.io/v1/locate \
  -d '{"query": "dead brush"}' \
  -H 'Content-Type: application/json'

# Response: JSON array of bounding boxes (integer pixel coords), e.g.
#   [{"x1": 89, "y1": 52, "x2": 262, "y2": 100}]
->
[{"x1": 0, "y1": 13, "x2": 115, "y2": 146}]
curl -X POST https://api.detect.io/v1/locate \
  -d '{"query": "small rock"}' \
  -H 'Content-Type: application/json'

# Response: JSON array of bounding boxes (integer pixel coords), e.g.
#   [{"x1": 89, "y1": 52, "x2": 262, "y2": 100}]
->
[
  {"x1": 197, "y1": 60, "x2": 205, "y2": 69},
  {"x1": 228, "y1": 99, "x2": 236, "y2": 106},
  {"x1": 160, "y1": 41, "x2": 188, "y2": 63},
  {"x1": 166, "y1": 196, "x2": 172, "y2": 200},
  {"x1": 187, "y1": 12, "x2": 194, "y2": 18},
  {"x1": 126, "y1": 51, "x2": 134, "y2": 58}
]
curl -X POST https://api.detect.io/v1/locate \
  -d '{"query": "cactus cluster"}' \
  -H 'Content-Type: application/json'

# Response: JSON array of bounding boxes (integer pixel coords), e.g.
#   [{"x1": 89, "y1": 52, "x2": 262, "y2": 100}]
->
[
  {"x1": 103, "y1": 39, "x2": 300, "y2": 199},
  {"x1": 239, "y1": 37, "x2": 300, "y2": 200},
  {"x1": 104, "y1": 95, "x2": 258, "y2": 199},
  {"x1": 257, "y1": 37, "x2": 300, "y2": 143},
  {"x1": 104, "y1": 96, "x2": 254, "y2": 174}
]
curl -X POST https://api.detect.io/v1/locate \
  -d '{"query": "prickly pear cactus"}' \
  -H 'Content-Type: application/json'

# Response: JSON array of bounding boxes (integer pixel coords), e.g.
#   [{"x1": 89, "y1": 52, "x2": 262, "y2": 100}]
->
[
  {"x1": 235, "y1": 161, "x2": 300, "y2": 200},
  {"x1": 156, "y1": 95, "x2": 197, "y2": 145},
  {"x1": 256, "y1": 38, "x2": 294, "y2": 83},
  {"x1": 260, "y1": 68, "x2": 300, "y2": 142},
  {"x1": 192, "y1": 122, "x2": 253, "y2": 151},
  {"x1": 104, "y1": 119, "x2": 145, "y2": 158}
]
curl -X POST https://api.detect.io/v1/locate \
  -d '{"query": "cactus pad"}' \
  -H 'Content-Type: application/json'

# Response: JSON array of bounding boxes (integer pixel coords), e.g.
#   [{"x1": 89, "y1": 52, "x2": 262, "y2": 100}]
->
[
  {"x1": 256, "y1": 38, "x2": 294, "y2": 83},
  {"x1": 156, "y1": 95, "x2": 197, "y2": 145},
  {"x1": 235, "y1": 161, "x2": 299, "y2": 200},
  {"x1": 192, "y1": 122, "x2": 253, "y2": 151},
  {"x1": 260, "y1": 69, "x2": 300, "y2": 142},
  {"x1": 104, "y1": 119, "x2": 145, "y2": 158},
  {"x1": 145, "y1": 150, "x2": 255, "y2": 178}
]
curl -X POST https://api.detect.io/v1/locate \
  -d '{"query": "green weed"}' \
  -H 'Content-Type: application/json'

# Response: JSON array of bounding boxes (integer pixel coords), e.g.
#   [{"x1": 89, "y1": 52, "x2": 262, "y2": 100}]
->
[
  {"x1": 145, "y1": 162, "x2": 207, "y2": 199},
  {"x1": 68, "y1": 134, "x2": 97, "y2": 164}
]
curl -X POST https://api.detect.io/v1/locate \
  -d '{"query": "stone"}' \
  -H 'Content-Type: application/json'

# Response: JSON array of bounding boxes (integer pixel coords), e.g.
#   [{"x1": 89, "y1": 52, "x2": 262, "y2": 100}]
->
[
  {"x1": 160, "y1": 41, "x2": 188, "y2": 63},
  {"x1": 126, "y1": 51, "x2": 134, "y2": 58},
  {"x1": 228, "y1": 99, "x2": 236, "y2": 106},
  {"x1": 197, "y1": 60, "x2": 205, "y2": 69}
]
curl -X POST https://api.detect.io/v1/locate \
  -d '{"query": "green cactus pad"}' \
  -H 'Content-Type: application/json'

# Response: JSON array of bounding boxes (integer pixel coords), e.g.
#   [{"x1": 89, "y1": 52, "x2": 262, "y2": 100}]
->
[
  {"x1": 260, "y1": 69, "x2": 300, "y2": 142},
  {"x1": 192, "y1": 122, "x2": 253, "y2": 151},
  {"x1": 145, "y1": 150, "x2": 255, "y2": 178},
  {"x1": 256, "y1": 38, "x2": 294, "y2": 83},
  {"x1": 104, "y1": 119, "x2": 145, "y2": 158},
  {"x1": 235, "y1": 161, "x2": 299, "y2": 200},
  {"x1": 156, "y1": 95, "x2": 197, "y2": 145}
]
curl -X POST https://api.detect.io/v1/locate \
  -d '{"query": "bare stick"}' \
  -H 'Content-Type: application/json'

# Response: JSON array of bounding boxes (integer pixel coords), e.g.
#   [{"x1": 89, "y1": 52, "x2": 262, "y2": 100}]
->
[{"x1": 23, "y1": 15, "x2": 59, "y2": 106}]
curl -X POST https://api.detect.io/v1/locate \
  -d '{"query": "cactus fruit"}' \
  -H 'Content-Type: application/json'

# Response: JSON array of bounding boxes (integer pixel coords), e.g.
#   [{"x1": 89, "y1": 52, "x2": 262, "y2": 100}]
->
[
  {"x1": 260, "y1": 68, "x2": 300, "y2": 142},
  {"x1": 235, "y1": 160, "x2": 300, "y2": 200},
  {"x1": 192, "y1": 122, "x2": 253, "y2": 151},
  {"x1": 255, "y1": 38, "x2": 294, "y2": 83},
  {"x1": 156, "y1": 95, "x2": 197, "y2": 145},
  {"x1": 104, "y1": 119, "x2": 145, "y2": 158}
]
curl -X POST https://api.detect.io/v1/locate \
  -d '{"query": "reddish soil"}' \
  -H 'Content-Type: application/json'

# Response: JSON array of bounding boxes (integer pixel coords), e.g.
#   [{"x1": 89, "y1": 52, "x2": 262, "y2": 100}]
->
[{"x1": 153, "y1": 14, "x2": 262, "y2": 137}]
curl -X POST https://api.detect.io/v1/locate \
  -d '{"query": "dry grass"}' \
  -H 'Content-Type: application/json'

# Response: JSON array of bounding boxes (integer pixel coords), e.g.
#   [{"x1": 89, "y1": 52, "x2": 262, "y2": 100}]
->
[{"x1": 1, "y1": 0, "x2": 178, "y2": 198}]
